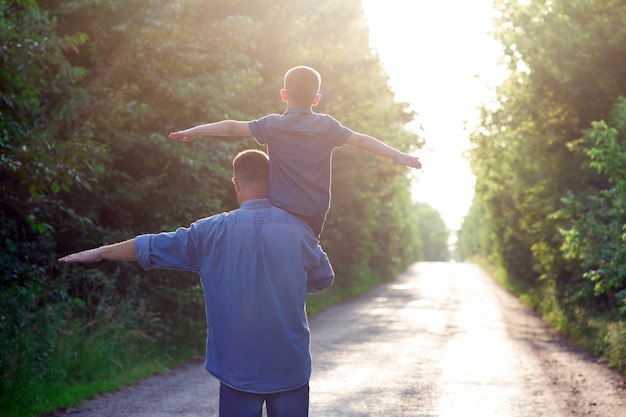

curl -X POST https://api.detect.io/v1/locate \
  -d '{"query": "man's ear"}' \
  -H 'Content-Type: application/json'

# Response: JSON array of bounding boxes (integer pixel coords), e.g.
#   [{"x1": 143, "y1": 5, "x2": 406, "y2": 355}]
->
[
  {"x1": 311, "y1": 93, "x2": 321, "y2": 107},
  {"x1": 280, "y1": 89, "x2": 288, "y2": 103},
  {"x1": 232, "y1": 177, "x2": 241, "y2": 194}
]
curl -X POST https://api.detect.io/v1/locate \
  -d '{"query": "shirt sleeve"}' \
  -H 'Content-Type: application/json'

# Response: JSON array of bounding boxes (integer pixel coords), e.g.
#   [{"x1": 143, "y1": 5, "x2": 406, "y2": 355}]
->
[
  {"x1": 248, "y1": 117, "x2": 268, "y2": 146},
  {"x1": 306, "y1": 243, "x2": 335, "y2": 294},
  {"x1": 328, "y1": 115, "x2": 353, "y2": 147},
  {"x1": 134, "y1": 224, "x2": 201, "y2": 273}
]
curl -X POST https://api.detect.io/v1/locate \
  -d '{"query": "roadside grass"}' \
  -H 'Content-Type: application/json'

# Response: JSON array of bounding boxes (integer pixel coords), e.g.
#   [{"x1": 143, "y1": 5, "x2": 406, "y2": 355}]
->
[
  {"x1": 601, "y1": 320, "x2": 626, "y2": 371},
  {"x1": 468, "y1": 256, "x2": 626, "y2": 375},
  {"x1": 4, "y1": 358, "x2": 180, "y2": 417},
  {"x1": 0, "y1": 302, "x2": 202, "y2": 417}
]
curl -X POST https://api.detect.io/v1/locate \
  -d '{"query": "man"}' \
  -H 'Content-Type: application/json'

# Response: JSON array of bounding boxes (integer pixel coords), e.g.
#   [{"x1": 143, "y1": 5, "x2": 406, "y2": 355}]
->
[{"x1": 59, "y1": 149, "x2": 334, "y2": 417}]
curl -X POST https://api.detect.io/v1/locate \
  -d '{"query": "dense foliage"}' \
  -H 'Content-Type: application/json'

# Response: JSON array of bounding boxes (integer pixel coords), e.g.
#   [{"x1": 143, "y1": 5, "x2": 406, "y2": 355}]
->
[
  {"x1": 1, "y1": 0, "x2": 426, "y2": 414},
  {"x1": 413, "y1": 202, "x2": 449, "y2": 262},
  {"x1": 457, "y1": 0, "x2": 626, "y2": 371}
]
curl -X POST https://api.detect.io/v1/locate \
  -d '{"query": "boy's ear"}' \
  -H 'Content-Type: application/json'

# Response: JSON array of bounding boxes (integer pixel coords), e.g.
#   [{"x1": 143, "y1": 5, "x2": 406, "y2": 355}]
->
[
  {"x1": 311, "y1": 94, "x2": 321, "y2": 107},
  {"x1": 280, "y1": 89, "x2": 288, "y2": 103}
]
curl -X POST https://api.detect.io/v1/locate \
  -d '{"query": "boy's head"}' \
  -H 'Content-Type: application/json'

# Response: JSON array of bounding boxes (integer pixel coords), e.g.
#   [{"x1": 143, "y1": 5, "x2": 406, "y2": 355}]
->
[{"x1": 282, "y1": 66, "x2": 321, "y2": 108}]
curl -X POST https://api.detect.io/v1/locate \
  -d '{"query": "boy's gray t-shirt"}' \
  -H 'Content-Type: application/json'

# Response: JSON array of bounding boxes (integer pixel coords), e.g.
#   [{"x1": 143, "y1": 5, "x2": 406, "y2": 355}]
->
[{"x1": 248, "y1": 106, "x2": 353, "y2": 217}]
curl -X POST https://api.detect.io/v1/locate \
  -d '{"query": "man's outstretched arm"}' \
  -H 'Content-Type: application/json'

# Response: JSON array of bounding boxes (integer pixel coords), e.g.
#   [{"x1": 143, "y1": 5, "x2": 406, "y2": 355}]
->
[{"x1": 58, "y1": 239, "x2": 136, "y2": 263}]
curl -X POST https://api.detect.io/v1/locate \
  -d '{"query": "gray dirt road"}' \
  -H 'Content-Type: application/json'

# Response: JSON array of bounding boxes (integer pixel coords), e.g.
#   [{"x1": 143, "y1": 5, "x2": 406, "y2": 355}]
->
[{"x1": 52, "y1": 262, "x2": 625, "y2": 417}]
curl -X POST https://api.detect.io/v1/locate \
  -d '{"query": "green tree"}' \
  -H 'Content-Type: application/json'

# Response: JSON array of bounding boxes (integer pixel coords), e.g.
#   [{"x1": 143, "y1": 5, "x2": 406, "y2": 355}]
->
[
  {"x1": 413, "y1": 203, "x2": 449, "y2": 262},
  {"x1": 556, "y1": 98, "x2": 626, "y2": 315},
  {"x1": 456, "y1": 197, "x2": 497, "y2": 263},
  {"x1": 469, "y1": 0, "x2": 626, "y2": 292}
]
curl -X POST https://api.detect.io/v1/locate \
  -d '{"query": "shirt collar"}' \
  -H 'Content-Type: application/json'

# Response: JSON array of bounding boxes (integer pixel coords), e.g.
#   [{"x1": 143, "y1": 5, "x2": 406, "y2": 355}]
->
[
  {"x1": 283, "y1": 106, "x2": 313, "y2": 116},
  {"x1": 240, "y1": 198, "x2": 272, "y2": 209}
]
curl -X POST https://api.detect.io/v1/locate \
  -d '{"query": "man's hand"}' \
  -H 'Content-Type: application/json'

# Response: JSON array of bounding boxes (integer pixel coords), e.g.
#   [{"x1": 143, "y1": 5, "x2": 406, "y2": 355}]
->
[
  {"x1": 396, "y1": 153, "x2": 422, "y2": 170},
  {"x1": 58, "y1": 240, "x2": 137, "y2": 264},
  {"x1": 58, "y1": 248, "x2": 104, "y2": 263}
]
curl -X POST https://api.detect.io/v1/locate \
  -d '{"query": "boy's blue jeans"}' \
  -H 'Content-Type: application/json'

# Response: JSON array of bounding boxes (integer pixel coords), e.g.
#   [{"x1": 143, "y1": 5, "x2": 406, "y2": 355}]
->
[
  {"x1": 295, "y1": 213, "x2": 325, "y2": 238},
  {"x1": 218, "y1": 382, "x2": 309, "y2": 417}
]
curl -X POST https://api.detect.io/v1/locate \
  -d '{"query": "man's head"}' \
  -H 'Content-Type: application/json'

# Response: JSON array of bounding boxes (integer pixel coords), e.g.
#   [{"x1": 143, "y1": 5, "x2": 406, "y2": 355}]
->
[
  {"x1": 281, "y1": 66, "x2": 321, "y2": 108},
  {"x1": 232, "y1": 149, "x2": 270, "y2": 204}
]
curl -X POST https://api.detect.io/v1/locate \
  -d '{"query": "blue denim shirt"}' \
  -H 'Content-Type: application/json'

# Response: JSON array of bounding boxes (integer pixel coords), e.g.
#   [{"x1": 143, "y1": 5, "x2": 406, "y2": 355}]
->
[
  {"x1": 249, "y1": 107, "x2": 353, "y2": 217},
  {"x1": 135, "y1": 198, "x2": 334, "y2": 393}
]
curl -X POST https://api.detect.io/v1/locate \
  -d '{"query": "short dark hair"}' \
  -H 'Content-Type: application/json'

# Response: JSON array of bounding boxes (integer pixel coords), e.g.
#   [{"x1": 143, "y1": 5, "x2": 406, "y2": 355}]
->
[
  {"x1": 284, "y1": 66, "x2": 321, "y2": 106},
  {"x1": 233, "y1": 149, "x2": 269, "y2": 187}
]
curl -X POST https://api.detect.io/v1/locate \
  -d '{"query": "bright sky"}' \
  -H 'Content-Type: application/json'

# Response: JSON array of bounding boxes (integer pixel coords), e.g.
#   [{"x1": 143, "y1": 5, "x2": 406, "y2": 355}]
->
[{"x1": 361, "y1": 0, "x2": 506, "y2": 231}]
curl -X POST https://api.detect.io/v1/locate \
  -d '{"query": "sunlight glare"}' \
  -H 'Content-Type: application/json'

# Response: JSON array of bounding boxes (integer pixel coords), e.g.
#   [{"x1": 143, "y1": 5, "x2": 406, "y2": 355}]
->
[{"x1": 362, "y1": 0, "x2": 506, "y2": 230}]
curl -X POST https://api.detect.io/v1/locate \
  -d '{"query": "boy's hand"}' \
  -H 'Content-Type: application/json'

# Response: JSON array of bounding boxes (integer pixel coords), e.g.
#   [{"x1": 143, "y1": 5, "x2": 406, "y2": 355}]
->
[
  {"x1": 169, "y1": 130, "x2": 197, "y2": 142},
  {"x1": 396, "y1": 153, "x2": 422, "y2": 169}
]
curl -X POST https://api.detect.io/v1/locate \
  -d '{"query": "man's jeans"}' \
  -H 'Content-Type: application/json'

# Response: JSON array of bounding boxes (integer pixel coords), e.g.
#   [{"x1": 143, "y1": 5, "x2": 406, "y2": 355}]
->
[{"x1": 219, "y1": 382, "x2": 309, "y2": 417}]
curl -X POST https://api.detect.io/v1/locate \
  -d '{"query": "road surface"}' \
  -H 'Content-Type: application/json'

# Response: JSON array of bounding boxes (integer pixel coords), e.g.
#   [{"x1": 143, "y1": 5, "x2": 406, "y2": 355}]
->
[{"x1": 52, "y1": 262, "x2": 625, "y2": 416}]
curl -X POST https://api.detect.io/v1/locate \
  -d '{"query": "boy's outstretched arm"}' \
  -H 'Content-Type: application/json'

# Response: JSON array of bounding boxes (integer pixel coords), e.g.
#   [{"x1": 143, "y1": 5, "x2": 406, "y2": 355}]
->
[
  {"x1": 345, "y1": 133, "x2": 422, "y2": 169},
  {"x1": 169, "y1": 120, "x2": 253, "y2": 142},
  {"x1": 58, "y1": 239, "x2": 137, "y2": 263}
]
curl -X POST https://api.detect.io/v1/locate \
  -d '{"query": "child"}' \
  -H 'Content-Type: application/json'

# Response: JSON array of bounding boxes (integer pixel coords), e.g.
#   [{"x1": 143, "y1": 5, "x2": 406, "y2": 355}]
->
[{"x1": 169, "y1": 66, "x2": 422, "y2": 236}]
